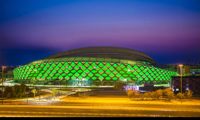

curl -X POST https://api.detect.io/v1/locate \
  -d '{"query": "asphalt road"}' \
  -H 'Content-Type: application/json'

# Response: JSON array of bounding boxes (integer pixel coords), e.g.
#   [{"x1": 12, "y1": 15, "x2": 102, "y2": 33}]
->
[
  {"x1": 1, "y1": 88, "x2": 200, "y2": 117},
  {"x1": 0, "y1": 102, "x2": 200, "y2": 117}
]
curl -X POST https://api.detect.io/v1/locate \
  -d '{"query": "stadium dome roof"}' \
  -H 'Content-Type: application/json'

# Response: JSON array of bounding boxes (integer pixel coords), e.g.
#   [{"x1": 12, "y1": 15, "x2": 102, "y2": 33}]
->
[{"x1": 46, "y1": 47, "x2": 155, "y2": 64}]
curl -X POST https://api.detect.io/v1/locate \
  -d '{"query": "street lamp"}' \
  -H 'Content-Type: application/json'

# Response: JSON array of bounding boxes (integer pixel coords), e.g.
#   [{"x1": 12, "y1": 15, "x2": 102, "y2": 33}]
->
[
  {"x1": 1, "y1": 66, "x2": 6, "y2": 104},
  {"x1": 178, "y1": 64, "x2": 183, "y2": 94}
]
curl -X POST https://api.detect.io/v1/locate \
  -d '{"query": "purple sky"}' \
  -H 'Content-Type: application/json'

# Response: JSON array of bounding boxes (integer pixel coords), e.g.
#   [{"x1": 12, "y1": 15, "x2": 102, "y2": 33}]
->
[{"x1": 0, "y1": 0, "x2": 200, "y2": 65}]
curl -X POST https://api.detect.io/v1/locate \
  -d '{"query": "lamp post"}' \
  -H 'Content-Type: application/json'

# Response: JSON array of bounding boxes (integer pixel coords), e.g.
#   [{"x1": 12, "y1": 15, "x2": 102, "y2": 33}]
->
[
  {"x1": 178, "y1": 64, "x2": 183, "y2": 94},
  {"x1": 1, "y1": 66, "x2": 6, "y2": 104},
  {"x1": 26, "y1": 80, "x2": 29, "y2": 104}
]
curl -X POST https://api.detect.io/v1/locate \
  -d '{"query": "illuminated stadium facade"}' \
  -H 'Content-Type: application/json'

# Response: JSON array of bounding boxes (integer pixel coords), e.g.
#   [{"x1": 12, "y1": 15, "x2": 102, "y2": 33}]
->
[{"x1": 13, "y1": 47, "x2": 177, "y2": 87}]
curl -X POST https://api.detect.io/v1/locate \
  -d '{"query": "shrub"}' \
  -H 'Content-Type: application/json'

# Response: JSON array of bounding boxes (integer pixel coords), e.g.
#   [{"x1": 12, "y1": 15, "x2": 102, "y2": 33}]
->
[
  {"x1": 132, "y1": 90, "x2": 140, "y2": 98},
  {"x1": 127, "y1": 89, "x2": 134, "y2": 98},
  {"x1": 127, "y1": 89, "x2": 140, "y2": 99},
  {"x1": 155, "y1": 89, "x2": 163, "y2": 99},
  {"x1": 150, "y1": 91, "x2": 157, "y2": 99},
  {"x1": 127, "y1": 88, "x2": 177, "y2": 101},
  {"x1": 114, "y1": 82, "x2": 125, "y2": 90},
  {"x1": 185, "y1": 90, "x2": 193, "y2": 99},
  {"x1": 176, "y1": 92, "x2": 184, "y2": 99},
  {"x1": 163, "y1": 88, "x2": 174, "y2": 101},
  {"x1": 142, "y1": 92, "x2": 152, "y2": 100}
]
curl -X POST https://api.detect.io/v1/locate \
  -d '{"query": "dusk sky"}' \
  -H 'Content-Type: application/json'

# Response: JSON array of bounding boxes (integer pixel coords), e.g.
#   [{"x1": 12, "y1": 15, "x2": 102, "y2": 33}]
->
[{"x1": 0, "y1": 0, "x2": 200, "y2": 66}]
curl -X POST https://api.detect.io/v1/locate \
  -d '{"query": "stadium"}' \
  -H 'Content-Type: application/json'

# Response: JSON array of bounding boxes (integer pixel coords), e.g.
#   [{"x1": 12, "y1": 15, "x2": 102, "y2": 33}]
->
[{"x1": 13, "y1": 47, "x2": 177, "y2": 87}]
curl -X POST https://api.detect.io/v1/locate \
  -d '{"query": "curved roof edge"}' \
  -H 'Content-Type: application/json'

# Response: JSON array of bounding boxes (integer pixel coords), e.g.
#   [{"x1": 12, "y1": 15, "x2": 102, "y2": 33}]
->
[{"x1": 45, "y1": 46, "x2": 156, "y2": 64}]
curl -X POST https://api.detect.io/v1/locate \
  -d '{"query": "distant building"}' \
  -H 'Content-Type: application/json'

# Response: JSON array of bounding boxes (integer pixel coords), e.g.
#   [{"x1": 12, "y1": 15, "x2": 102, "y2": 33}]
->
[
  {"x1": 0, "y1": 66, "x2": 15, "y2": 81},
  {"x1": 171, "y1": 64, "x2": 200, "y2": 96}
]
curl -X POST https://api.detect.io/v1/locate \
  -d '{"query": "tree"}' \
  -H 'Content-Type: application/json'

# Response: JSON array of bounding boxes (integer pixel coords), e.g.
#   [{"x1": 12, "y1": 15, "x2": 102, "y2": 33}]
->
[
  {"x1": 19, "y1": 84, "x2": 27, "y2": 98},
  {"x1": 1, "y1": 84, "x2": 30, "y2": 98},
  {"x1": 31, "y1": 89, "x2": 37, "y2": 98},
  {"x1": 0, "y1": 90, "x2": 2, "y2": 97},
  {"x1": 4, "y1": 86, "x2": 13, "y2": 98},
  {"x1": 13, "y1": 85, "x2": 21, "y2": 98},
  {"x1": 11, "y1": 86, "x2": 16, "y2": 98}
]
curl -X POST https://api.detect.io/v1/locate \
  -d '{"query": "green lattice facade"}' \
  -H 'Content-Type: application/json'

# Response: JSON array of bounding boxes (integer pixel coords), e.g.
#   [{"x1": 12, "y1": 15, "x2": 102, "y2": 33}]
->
[{"x1": 13, "y1": 57, "x2": 177, "y2": 85}]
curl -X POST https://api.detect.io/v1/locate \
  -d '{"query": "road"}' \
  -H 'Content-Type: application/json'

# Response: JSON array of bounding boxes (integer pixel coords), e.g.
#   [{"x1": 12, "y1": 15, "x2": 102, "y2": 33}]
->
[
  {"x1": 1, "y1": 88, "x2": 200, "y2": 117},
  {"x1": 0, "y1": 100, "x2": 200, "y2": 117}
]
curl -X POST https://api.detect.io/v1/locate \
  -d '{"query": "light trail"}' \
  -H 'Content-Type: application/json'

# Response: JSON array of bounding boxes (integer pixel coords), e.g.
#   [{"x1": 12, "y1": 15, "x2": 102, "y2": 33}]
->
[{"x1": 0, "y1": 105, "x2": 200, "y2": 112}]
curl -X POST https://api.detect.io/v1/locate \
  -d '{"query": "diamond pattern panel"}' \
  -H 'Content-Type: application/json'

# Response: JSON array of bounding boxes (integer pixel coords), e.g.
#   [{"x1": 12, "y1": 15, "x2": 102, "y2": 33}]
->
[{"x1": 13, "y1": 57, "x2": 177, "y2": 84}]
